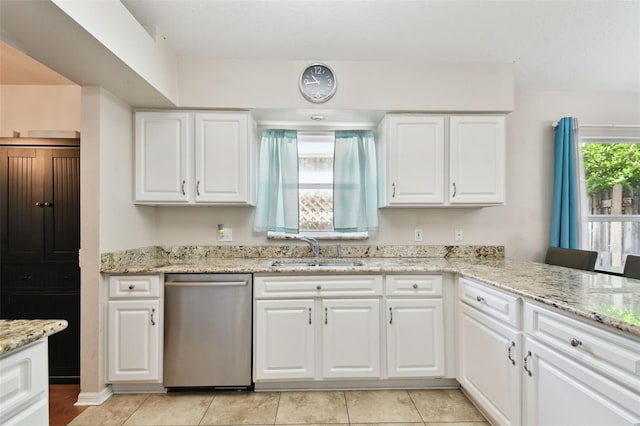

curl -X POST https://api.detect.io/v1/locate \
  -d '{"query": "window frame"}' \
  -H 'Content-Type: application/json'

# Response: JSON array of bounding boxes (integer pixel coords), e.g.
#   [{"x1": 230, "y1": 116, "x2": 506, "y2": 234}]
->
[{"x1": 578, "y1": 132, "x2": 640, "y2": 273}]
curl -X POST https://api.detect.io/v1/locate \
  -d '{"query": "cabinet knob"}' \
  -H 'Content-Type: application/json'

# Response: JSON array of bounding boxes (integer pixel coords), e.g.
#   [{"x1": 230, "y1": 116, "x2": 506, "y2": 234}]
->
[
  {"x1": 43, "y1": 202, "x2": 53, "y2": 207},
  {"x1": 129, "y1": 284, "x2": 135, "y2": 290},
  {"x1": 412, "y1": 283, "x2": 418, "y2": 289},
  {"x1": 569, "y1": 338, "x2": 582, "y2": 347},
  {"x1": 316, "y1": 285, "x2": 322, "y2": 290}
]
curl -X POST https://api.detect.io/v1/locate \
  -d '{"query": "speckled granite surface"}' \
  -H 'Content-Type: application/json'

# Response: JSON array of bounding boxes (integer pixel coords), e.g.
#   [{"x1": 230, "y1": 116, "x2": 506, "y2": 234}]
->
[
  {"x1": 100, "y1": 245, "x2": 640, "y2": 339},
  {"x1": 0, "y1": 319, "x2": 68, "y2": 356}
]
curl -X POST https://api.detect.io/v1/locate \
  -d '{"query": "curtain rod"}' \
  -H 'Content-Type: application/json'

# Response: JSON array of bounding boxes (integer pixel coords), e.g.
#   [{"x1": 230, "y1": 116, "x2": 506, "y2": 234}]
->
[{"x1": 551, "y1": 122, "x2": 640, "y2": 128}]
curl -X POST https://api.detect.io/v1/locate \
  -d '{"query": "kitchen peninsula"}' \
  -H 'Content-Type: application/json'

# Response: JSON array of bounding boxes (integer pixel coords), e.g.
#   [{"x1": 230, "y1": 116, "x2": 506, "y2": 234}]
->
[{"x1": 0, "y1": 319, "x2": 68, "y2": 425}]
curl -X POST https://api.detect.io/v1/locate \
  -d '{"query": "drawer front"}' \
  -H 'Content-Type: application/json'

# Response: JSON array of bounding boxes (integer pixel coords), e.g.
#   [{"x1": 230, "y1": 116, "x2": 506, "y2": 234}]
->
[
  {"x1": 525, "y1": 302, "x2": 640, "y2": 378},
  {"x1": 0, "y1": 339, "x2": 48, "y2": 423},
  {"x1": 109, "y1": 275, "x2": 160, "y2": 298},
  {"x1": 254, "y1": 275, "x2": 383, "y2": 298},
  {"x1": 3, "y1": 264, "x2": 79, "y2": 291},
  {"x1": 459, "y1": 277, "x2": 520, "y2": 328},
  {"x1": 385, "y1": 274, "x2": 442, "y2": 296}
]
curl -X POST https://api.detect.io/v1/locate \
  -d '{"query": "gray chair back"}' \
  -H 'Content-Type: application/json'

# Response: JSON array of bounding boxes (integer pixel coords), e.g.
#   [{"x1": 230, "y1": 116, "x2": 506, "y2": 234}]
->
[
  {"x1": 545, "y1": 247, "x2": 598, "y2": 271},
  {"x1": 623, "y1": 255, "x2": 640, "y2": 279}
]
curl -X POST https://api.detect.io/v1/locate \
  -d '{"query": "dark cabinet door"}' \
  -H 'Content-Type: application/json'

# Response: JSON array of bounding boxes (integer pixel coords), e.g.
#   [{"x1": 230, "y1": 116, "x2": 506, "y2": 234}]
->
[
  {"x1": 43, "y1": 149, "x2": 80, "y2": 261},
  {"x1": 0, "y1": 147, "x2": 45, "y2": 261},
  {"x1": 0, "y1": 147, "x2": 79, "y2": 262}
]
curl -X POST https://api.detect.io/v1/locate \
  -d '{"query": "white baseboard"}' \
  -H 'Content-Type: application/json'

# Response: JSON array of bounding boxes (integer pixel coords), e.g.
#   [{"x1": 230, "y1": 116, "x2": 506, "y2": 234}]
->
[{"x1": 75, "y1": 385, "x2": 113, "y2": 406}]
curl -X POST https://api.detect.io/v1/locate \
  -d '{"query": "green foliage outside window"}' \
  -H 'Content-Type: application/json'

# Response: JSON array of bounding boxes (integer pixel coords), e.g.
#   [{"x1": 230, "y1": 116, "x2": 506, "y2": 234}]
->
[{"x1": 582, "y1": 143, "x2": 640, "y2": 194}]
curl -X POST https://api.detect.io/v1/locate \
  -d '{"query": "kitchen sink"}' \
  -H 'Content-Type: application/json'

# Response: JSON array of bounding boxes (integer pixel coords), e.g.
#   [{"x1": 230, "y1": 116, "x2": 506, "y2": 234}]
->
[{"x1": 269, "y1": 259, "x2": 365, "y2": 268}]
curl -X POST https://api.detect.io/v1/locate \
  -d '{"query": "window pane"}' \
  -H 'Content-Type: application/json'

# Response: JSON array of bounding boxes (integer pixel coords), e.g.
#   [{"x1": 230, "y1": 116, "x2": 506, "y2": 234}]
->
[
  {"x1": 298, "y1": 132, "x2": 334, "y2": 231},
  {"x1": 299, "y1": 189, "x2": 333, "y2": 231},
  {"x1": 581, "y1": 143, "x2": 640, "y2": 215},
  {"x1": 587, "y1": 220, "x2": 640, "y2": 271},
  {"x1": 580, "y1": 141, "x2": 640, "y2": 273}
]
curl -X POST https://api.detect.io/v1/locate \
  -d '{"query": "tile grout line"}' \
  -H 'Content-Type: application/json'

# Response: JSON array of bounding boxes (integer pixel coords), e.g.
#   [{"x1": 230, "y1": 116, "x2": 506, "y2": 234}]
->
[
  {"x1": 406, "y1": 390, "x2": 426, "y2": 424},
  {"x1": 121, "y1": 393, "x2": 152, "y2": 426},
  {"x1": 273, "y1": 391, "x2": 281, "y2": 425},
  {"x1": 342, "y1": 391, "x2": 350, "y2": 425},
  {"x1": 197, "y1": 393, "x2": 217, "y2": 426}
]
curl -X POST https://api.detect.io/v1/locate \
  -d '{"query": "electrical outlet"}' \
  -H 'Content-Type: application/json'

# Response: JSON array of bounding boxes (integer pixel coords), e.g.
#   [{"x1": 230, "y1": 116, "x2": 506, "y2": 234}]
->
[
  {"x1": 218, "y1": 227, "x2": 233, "y2": 242},
  {"x1": 414, "y1": 229, "x2": 423, "y2": 242},
  {"x1": 455, "y1": 228, "x2": 463, "y2": 241}
]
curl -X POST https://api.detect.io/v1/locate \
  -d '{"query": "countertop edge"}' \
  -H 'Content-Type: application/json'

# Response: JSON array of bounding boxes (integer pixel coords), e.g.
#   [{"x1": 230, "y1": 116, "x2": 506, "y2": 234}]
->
[{"x1": 0, "y1": 319, "x2": 69, "y2": 356}]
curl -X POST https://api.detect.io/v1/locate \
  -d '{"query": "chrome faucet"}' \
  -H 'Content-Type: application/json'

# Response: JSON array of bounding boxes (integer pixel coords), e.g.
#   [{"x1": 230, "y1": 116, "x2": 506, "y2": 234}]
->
[{"x1": 299, "y1": 236, "x2": 320, "y2": 258}]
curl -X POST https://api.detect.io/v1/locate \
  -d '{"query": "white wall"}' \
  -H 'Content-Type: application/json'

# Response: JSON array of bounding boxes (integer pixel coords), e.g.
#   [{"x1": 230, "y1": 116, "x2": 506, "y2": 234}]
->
[
  {"x1": 97, "y1": 89, "x2": 156, "y2": 252},
  {"x1": 154, "y1": 90, "x2": 640, "y2": 262},
  {"x1": 0, "y1": 85, "x2": 81, "y2": 135}
]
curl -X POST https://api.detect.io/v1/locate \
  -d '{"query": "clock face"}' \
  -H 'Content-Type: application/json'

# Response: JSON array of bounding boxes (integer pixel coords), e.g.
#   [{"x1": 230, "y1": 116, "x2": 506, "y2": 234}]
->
[{"x1": 299, "y1": 64, "x2": 337, "y2": 103}]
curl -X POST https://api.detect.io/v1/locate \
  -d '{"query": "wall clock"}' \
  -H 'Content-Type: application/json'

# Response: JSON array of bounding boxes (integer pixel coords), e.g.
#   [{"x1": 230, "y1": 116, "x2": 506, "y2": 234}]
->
[{"x1": 299, "y1": 63, "x2": 337, "y2": 103}]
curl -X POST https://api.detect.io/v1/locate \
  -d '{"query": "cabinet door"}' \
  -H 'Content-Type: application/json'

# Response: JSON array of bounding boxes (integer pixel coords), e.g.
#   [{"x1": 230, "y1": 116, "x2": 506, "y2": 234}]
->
[
  {"x1": 386, "y1": 115, "x2": 445, "y2": 205},
  {"x1": 458, "y1": 302, "x2": 521, "y2": 426},
  {"x1": 322, "y1": 299, "x2": 380, "y2": 378},
  {"x1": 523, "y1": 338, "x2": 640, "y2": 426},
  {"x1": 0, "y1": 147, "x2": 45, "y2": 261},
  {"x1": 194, "y1": 112, "x2": 254, "y2": 204},
  {"x1": 135, "y1": 111, "x2": 190, "y2": 203},
  {"x1": 43, "y1": 149, "x2": 80, "y2": 261},
  {"x1": 254, "y1": 299, "x2": 315, "y2": 380},
  {"x1": 387, "y1": 298, "x2": 444, "y2": 378},
  {"x1": 107, "y1": 299, "x2": 161, "y2": 382},
  {"x1": 449, "y1": 115, "x2": 505, "y2": 204}
]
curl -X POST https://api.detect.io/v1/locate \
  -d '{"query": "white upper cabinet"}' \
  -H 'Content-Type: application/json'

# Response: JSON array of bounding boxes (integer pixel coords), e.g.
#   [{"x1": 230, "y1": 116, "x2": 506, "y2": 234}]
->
[
  {"x1": 449, "y1": 115, "x2": 505, "y2": 204},
  {"x1": 135, "y1": 112, "x2": 190, "y2": 203},
  {"x1": 135, "y1": 110, "x2": 256, "y2": 205},
  {"x1": 194, "y1": 112, "x2": 255, "y2": 204},
  {"x1": 378, "y1": 115, "x2": 445, "y2": 206},
  {"x1": 377, "y1": 114, "x2": 506, "y2": 207}
]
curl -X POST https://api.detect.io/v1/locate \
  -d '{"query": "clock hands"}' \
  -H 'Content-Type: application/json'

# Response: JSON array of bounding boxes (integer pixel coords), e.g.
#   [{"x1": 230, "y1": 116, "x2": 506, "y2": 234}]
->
[{"x1": 304, "y1": 75, "x2": 320, "y2": 86}]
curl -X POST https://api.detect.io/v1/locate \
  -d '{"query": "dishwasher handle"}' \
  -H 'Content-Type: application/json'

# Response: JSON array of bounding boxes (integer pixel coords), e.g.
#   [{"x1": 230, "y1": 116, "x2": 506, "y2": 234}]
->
[{"x1": 165, "y1": 281, "x2": 248, "y2": 287}]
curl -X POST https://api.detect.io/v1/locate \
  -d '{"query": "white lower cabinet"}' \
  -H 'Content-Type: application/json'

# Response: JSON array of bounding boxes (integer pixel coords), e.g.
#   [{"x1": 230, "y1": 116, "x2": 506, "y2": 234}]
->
[
  {"x1": 387, "y1": 298, "x2": 444, "y2": 377},
  {"x1": 322, "y1": 299, "x2": 380, "y2": 378},
  {"x1": 254, "y1": 299, "x2": 315, "y2": 380},
  {"x1": 458, "y1": 301, "x2": 521, "y2": 426},
  {"x1": 458, "y1": 278, "x2": 640, "y2": 426},
  {"x1": 0, "y1": 339, "x2": 49, "y2": 426},
  {"x1": 107, "y1": 275, "x2": 163, "y2": 383},
  {"x1": 523, "y1": 337, "x2": 640, "y2": 426}
]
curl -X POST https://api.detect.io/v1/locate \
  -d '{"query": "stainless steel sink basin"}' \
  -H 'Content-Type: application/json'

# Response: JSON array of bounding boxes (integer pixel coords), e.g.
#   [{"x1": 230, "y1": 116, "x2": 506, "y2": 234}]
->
[{"x1": 270, "y1": 259, "x2": 365, "y2": 268}]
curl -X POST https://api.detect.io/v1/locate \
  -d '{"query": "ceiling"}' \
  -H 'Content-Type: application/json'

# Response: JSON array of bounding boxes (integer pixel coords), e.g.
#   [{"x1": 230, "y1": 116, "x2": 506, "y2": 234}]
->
[
  {"x1": 0, "y1": 0, "x2": 639, "y2": 94},
  {"x1": 120, "y1": 0, "x2": 640, "y2": 93}
]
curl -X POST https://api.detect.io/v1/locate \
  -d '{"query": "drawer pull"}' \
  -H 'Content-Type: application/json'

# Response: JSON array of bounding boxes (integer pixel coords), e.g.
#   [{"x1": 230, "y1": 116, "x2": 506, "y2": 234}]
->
[
  {"x1": 476, "y1": 295, "x2": 486, "y2": 303},
  {"x1": 308, "y1": 307, "x2": 312, "y2": 325},
  {"x1": 21, "y1": 275, "x2": 32, "y2": 281},
  {"x1": 129, "y1": 284, "x2": 136, "y2": 290},
  {"x1": 523, "y1": 351, "x2": 532, "y2": 376},
  {"x1": 389, "y1": 307, "x2": 393, "y2": 324},
  {"x1": 150, "y1": 308, "x2": 156, "y2": 326},
  {"x1": 181, "y1": 180, "x2": 186, "y2": 195},
  {"x1": 507, "y1": 341, "x2": 516, "y2": 366},
  {"x1": 324, "y1": 307, "x2": 328, "y2": 325},
  {"x1": 316, "y1": 285, "x2": 322, "y2": 290},
  {"x1": 412, "y1": 283, "x2": 418, "y2": 289},
  {"x1": 569, "y1": 338, "x2": 583, "y2": 347}
]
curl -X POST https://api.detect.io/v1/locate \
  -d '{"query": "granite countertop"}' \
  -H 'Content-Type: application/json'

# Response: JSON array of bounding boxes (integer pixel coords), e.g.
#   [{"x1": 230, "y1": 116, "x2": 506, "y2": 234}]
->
[
  {"x1": 100, "y1": 245, "x2": 640, "y2": 339},
  {"x1": 0, "y1": 319, "x2": 68, "y2": 356}
]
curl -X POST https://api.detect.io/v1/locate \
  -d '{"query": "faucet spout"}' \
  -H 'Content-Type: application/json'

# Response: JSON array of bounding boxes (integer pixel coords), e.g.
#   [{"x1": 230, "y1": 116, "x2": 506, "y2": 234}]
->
[{"x1": 299, "y1": 236, "x2": 320, "y2": 258}]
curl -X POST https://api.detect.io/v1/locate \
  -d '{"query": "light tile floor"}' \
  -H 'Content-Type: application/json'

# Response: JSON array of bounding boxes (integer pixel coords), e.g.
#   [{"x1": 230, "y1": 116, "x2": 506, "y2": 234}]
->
[{"x1": 68, "y1": 389, "x2": 489, "y2": 426}]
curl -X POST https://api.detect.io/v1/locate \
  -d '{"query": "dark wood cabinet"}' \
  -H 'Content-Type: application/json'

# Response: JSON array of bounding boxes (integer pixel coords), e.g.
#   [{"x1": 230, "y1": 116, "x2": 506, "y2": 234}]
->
[{"x1": 0, "y1": 144, "x2": 80, "y2": 382}]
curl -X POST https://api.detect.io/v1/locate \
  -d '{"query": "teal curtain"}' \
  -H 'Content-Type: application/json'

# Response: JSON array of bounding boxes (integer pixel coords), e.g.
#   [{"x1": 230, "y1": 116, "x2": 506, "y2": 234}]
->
[
  {"x1": 550, "y1": 117, "x2": 578, "y2": 248},
  {"x1": 253, "y1": 130, "x2": 299, "y2": 234},
  {"x1": 333, "y1": 130, "x2": 378, "y2": 232}
]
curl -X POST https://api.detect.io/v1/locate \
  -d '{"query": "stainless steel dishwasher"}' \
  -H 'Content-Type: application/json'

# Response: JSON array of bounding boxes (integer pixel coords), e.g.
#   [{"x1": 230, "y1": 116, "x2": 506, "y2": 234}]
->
[{"x1": 163, "y1": 273, "x2": 252, "y2": 388}]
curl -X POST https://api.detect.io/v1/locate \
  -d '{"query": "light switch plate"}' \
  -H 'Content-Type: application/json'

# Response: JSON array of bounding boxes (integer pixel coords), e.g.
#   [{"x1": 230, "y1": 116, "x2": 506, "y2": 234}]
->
[{"x1": 414, "y1": 229, "x2": 423, "y2": 242}]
